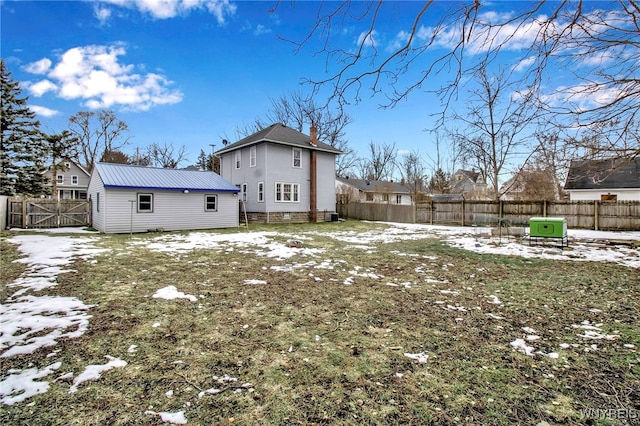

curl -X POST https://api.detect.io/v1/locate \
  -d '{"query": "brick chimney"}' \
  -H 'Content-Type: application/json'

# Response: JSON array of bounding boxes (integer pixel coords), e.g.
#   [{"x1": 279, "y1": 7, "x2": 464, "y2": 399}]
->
[
  {"x1": 309, "y1": 125, "x2": 318, "y2": 222},
  {"x1": 309, "y1": 124, "x2": 318, "y2": 147}
]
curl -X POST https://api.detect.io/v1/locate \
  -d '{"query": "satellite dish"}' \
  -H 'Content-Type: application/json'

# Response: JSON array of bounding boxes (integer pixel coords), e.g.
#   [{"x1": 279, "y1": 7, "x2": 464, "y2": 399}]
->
[{"x1": 222, "y1": 139, "x2": 229, "y2": 146}]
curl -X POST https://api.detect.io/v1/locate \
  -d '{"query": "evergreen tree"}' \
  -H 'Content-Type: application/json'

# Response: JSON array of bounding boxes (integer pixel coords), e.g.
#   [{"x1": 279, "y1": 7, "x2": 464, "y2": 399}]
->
[
  {"x1": 46, "y1": 130, "x2": 79, "y2": 199},
  {"x1": 1, "y1": 59, "x2": 47, "y2": 196}
]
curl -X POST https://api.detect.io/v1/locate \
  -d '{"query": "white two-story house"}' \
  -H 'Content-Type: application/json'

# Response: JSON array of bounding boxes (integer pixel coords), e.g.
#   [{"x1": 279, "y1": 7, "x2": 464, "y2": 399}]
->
[{"x1": 216, "y1": 123, "x2": 342, "y2": 223}]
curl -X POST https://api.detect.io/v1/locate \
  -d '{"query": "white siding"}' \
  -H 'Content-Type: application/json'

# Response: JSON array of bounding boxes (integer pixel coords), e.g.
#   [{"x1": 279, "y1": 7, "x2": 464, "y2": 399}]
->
[
  {"x1": 99, "y1": 189, "x2": 239, "y2": 233},
  {"x1": 87, "y1": 171, "x2": 107, "y2": 232},
  {"x1": 568, "y1": 189, "x2": 640, "y2": 201}
]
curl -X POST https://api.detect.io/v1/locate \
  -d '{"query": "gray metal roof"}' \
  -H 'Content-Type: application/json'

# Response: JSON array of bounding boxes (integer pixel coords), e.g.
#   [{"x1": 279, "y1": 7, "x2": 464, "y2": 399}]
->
[
  {"x1": 216, "y1": 123, "x2": 342, "y2": 155},
  {"x1": 564, "y1": 157, "x2": 640, "y2": 190},
  {"x1": 93, "y1": 163, "x2": 239, "y2": 192},
  {"x1": 337, "y1": 176, "x2": 411, "y2": 194}
]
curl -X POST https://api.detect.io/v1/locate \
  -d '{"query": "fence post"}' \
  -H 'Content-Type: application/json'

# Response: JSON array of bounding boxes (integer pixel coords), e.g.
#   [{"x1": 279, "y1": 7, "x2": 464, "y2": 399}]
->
[
  {"x1": 543, "y1": 200, "x2": 547, "y2": 217},
  {"x1": 22, "y1": 200, "x2": 27, "y2": 228},
  {"x1": 461, "y1": 200, "x2": 465, "y2": 226},
  {"x1": 594, "y1": 200, "x2": 599, "y2": 230},
  {"x1": 430, "y1": 200, "x2": 434, "y2": 225}
]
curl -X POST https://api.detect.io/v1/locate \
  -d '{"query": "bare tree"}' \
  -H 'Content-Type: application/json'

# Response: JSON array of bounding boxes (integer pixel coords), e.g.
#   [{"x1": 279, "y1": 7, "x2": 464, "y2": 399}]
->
[
  {"x1": 359, "y1": 141, "x2": 397, "y2": 181},
  {"x1": 276, "y1": 1, "x2": 640, "y2": 159},
  {"x1": 238, "y1": 91, "x2": 357, "y2": 175},
  {"x1": 146, "y1": 142, "x2": 188, "y2": 168},
  {"x1": 68, "y1": 110, "x2": 130, "y2": 172},
  {"x1": 451, "y1": 67, "x2": 538, "y2": 199},
  {"x1": 397, "y1": 149, "x2": 426, "y2": 200}
]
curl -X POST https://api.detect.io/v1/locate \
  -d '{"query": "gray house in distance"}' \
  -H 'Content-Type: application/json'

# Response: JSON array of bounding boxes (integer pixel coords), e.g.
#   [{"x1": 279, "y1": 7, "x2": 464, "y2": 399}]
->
[
  {"x1": 88, "y1": 163, "x2": 240, "y2": 233},
  {"x1": 216, "y1": 123, "x2": 342, "y2": 223},
  {"x1": 44, "y1": 158, "x2": 90, "y2": 200}
]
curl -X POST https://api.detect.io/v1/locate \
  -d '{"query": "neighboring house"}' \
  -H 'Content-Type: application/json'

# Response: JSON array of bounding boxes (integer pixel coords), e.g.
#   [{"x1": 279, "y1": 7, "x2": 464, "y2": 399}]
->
[
  {"x1": 564, "y1": 157, "x2": 640, "y2": 201},
  {"x1": 44, "y1": 158, "x2": 90, "y2": 200},
  {"x1": 88, "y1": 162, "x2": 240, "y2": 233},
  {"x1": 450, "y1": 169, "x2": 490, "y2": 199},
  {"x1": 336, "y1": 176, "x2": 412, "y2": 205},
  {"x1": 215, "y1": 123, "x2": 342, "y2": 223}
]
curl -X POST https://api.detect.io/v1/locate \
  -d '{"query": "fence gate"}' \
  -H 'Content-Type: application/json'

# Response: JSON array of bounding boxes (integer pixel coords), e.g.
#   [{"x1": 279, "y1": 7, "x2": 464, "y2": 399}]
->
[{"x1": 7, "y1": 198, "x2": 91, "y2": 229}]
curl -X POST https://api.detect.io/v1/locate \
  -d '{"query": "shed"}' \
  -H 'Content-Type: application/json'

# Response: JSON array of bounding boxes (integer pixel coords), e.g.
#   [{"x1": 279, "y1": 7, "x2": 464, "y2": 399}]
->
[{"x1": 88, "y1": 163, "x2": 240, "y2": 233}]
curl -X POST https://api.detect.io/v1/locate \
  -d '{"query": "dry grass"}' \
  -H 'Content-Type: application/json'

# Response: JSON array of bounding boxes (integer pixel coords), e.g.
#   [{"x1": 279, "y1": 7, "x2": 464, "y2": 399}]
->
[{"x1": 1, "y1": 222, "x2": 639, "y2": 425}]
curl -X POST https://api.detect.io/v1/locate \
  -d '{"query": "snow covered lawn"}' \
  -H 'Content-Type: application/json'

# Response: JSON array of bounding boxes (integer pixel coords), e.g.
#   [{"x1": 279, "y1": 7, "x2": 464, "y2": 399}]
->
[{"x1": 1, "y1": 222, "x2": 638, "y2": 424}]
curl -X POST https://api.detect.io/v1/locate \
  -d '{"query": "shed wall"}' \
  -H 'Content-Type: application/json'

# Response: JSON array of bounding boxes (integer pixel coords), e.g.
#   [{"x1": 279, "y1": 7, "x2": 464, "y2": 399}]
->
[{"x1": 99, "y1": 189, "x2": 239, "y2": 233}]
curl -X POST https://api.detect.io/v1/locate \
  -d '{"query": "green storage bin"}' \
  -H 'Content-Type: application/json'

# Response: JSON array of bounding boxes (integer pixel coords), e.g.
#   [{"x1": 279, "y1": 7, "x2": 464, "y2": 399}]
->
[
  {"x1": 529, "y1": 217, "x2": 568, "y2": 247},
  {"x1": 529, "y1": 217, "x2": 567, "y2": 238}
]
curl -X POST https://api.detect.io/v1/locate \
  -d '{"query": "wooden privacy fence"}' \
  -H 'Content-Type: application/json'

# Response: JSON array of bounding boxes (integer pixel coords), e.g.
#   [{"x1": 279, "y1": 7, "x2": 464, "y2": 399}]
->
[
  {"x1": 337, "y1": 200, "x2": 640, "y2": 231},
  {"x1": 7, "y1": 198, "x2": 91, "y2": 229}
]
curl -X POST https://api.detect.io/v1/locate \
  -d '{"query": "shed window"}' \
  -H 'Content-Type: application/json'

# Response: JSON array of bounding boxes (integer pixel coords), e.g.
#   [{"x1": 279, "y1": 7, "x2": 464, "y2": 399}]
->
[
  {"x1": 137, "y1": 193, "x2": 153, "y2": 212},
  {"x1": 250, "y1": 146, "x2": 256, "y2": 167},
  {"x1": 205, "y1": 194, "x2": 218, "y2": 211},
  {"x1": 292, "y1": 148, "x2": 302, "y2": 168}
]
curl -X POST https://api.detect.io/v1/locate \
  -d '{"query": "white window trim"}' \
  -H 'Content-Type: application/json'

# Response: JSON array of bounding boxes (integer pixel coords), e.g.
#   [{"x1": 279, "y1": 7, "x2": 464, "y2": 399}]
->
[
  {"x1": 250, "y1": 146, "x2": 256, "y2": 167},
  {"x1": 205, "y1": 194, "x2": 218, "y2": 212},
  {"x1": 292, "y1": 148, "x2": 302, "y2": 168},
  {"x1": 275, "y1": 182, "x2": 300, "y2": 203},
  {"x1": 241, "y1": 183, "x2": 247, "y2": 202},
  {"x1": 257, "y1": 181, "x2": 264, "y2": 203},
  {"x1": 57, "y1": 175, "x2": 64, "y2": 184},
  {"x1": 71, "y1": 175, "x2": 78, "y2": 185},
  {"x1": 137, "y1": 193, "x2": 153, "y2": 213}
]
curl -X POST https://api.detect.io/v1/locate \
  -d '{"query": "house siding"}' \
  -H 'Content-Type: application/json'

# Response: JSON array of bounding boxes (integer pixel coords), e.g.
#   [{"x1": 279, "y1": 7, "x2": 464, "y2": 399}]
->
[
  {"x1": 220, "y1": 142, "x2": 338, "y2": 220},
  {"x1": 45, "y1": 160, "x2": 91, "y2": 199},
  {"x1": 88, "y1": 171, "x2": 106, "y2": 232},
  {"x1": 93, "y1": 188, "x2": 238, "y2": 233},
  {"x1": 568, "y1": 189, "x2": 640, "y2": 201}
]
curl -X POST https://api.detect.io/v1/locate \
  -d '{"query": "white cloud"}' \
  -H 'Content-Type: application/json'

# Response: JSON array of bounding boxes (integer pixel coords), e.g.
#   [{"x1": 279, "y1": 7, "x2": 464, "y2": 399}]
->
[
  {"x1": 23, "y1": 58, "x2": 51, "y2": 74},
  {"x1": 23, "y1": 44, "x2": 183, "y2": 111},
  {"x1": 94, "y1": 5, "x2": 112, "y2": 25},
  {"x1": 29, "y1": 105, "x2": 61, "y2": 117},
  {"x1": 357, "y1": 30, "x2": 378, "y2": 49},
  {"x1": 253, "y1": 24, "x2": 271, "y2": 36},
  {"x1": 102, "y1": 0, "x2": 236, "y2": 23},
  {"x1": 26, "y1": 79, "x2": 58, "y2": 97},
  {"x1": 512, "y1": 56, "x2": 536, "y2": 73}
]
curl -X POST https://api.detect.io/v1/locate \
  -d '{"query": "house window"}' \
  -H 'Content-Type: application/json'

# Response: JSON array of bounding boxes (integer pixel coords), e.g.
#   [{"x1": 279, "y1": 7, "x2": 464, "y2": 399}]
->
[
  {"x1": 57, "y1": 175, "x2": 64, "y2": 184},
  {"x1": 205, "y1": 194, "x2": 218, "y2": 211},
  {"x1": 241, "y1": 183, "x2": 247, "y2": 202},
  {"x1": 71, "y1": 175, "x2": 78, "y2": 185},
  {"x1": 137, "y1": 193, "x2": 153, "y2": 212},
  {"x1": 258, "y1": 182, "x2": 264, "y2": 202},
  {"x1": 366, "y1": 193, "x2": 374, "y2": 202},
  {"x1": 64, "y1": 162, "x2": 70, "y2": 169},
  {"x1": 250, "y1": 146, "x2": 256, "y2": 167},
  {"x1": 396, "y1": 194, "x2": 402, "y2": 204},
  {"x1": 292, "y1": 148, "x2": 302, "y2": 168},
  {"x1": 383, "y1": 194, "x2": 389, "y2": 202},
  {"x1": 275, "y1": 182, "x2": 300, "y2": 202},
  {"x1": 235, "y1": 151, "x2": 241, "y2": 169}
]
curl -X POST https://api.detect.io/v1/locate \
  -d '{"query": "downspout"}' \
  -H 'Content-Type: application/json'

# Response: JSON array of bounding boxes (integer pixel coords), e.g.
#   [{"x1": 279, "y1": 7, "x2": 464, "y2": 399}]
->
[{"x1": 309, "y1": 125, "x2": 318, "y2": 222}]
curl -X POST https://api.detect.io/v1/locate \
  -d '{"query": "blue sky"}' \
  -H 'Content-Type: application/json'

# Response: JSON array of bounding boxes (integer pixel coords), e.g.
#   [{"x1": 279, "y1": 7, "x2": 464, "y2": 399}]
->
[{"x1": 1, "y1": 0, "x2": 620, "y2": 172}]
